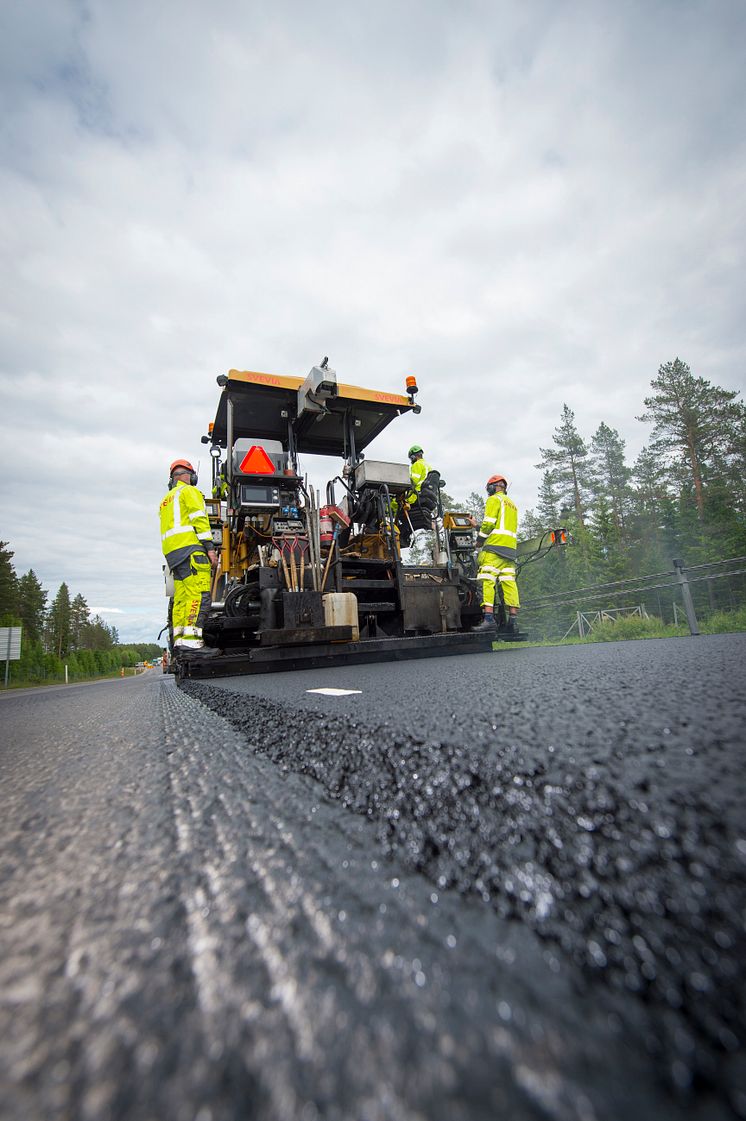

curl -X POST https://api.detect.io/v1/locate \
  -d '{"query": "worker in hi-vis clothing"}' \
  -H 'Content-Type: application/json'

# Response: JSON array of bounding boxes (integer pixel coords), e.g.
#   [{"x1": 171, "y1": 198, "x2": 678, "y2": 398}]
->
[
  {"x1": 472, "y1": 474, "x2": 520, "y2": 633},
  {"x1": 406, "y1": 445, "x2": 432, "y2": 504},
  {"x1": 159, "y1": 459, "x2": 220, "y2": 659},
  {"x1": 401, "y1": 444, "x2": 436, "y2": 561}
]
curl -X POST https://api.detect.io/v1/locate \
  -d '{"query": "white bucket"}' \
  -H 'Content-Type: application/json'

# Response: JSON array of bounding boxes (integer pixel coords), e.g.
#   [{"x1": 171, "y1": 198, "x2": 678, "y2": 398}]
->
[{"x1": 323, "y1": 593, "x2": 359, "y2": 640}]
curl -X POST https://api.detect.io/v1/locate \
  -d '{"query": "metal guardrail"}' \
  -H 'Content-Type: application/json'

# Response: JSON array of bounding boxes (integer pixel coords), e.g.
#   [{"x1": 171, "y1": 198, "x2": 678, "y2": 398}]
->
[{"x1": 521, "y1": 556, "x2": 746, "y2": 638}]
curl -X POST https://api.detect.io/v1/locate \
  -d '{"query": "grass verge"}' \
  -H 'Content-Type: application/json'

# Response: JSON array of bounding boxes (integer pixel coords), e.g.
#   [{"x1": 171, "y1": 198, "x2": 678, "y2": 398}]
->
[{"x1": 505, "y1": 605, "x2": 746, "y2": 648}]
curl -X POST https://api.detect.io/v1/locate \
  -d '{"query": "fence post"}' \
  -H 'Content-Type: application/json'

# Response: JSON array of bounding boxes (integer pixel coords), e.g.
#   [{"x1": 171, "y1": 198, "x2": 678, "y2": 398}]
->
[
  {"x1": 672, "y1": 559, "x2": 700, "y2": 635},
  {"x1": 577, "y1": 611, "x2": 584, "y2": 638}
]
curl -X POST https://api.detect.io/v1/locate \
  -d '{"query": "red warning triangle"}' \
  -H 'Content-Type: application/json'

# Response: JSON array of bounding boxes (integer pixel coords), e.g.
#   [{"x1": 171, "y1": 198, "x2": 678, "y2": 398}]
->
[{"x1": 239, "y1": 445, "x2": 276, "y2": 474}]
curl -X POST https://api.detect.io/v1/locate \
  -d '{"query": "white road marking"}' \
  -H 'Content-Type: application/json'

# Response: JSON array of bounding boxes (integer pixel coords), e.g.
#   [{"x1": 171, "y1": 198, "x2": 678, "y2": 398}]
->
[{"x1": 306, "y1": 687, "x2": 362, "y2": 696}]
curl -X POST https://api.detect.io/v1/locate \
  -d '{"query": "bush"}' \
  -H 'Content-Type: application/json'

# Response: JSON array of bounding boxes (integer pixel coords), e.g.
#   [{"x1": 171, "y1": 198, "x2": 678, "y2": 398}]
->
[
  {"x1": 582, "y1": 615, "x2": 687, "y2": 642},
  {"x1": 44, "y1": 653, "x2": 64, "y2": 678},
  {"x1": 579, "y1": 605, "x2": 746, "y2": 642},
  {"x1": 76, "y1": 650, "x2": 96, "y2": 677},
  {"x1": 700, "y1": 606, "x2": 746, "y2": 634}
]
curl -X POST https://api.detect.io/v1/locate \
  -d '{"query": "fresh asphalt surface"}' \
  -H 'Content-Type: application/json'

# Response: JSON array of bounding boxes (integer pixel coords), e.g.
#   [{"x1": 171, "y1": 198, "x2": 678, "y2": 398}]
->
[{"x1": 1, "y1": 635, "x2": 744, "y2": 1121}]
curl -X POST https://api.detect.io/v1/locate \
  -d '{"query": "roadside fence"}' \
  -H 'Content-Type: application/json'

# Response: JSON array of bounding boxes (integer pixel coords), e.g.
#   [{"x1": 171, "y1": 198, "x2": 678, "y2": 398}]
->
[{"x1": 521, "y1": 555, "x2": 746, "y2": 641}]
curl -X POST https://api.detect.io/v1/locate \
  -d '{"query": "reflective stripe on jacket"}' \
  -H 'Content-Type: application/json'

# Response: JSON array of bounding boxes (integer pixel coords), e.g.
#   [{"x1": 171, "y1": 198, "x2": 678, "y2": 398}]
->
[
  {"x1": 159, "y1": 481, "x2": 213, "y2": 568},
  {"x1": 477, "y1": 492, "x2": 519, "y2": 560}
]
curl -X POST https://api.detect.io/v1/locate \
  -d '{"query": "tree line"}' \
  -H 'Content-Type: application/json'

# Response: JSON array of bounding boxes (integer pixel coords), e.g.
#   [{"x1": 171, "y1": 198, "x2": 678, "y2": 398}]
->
[
  {"x1": 0, "y1": 545, "x2": 162, "y2": 684},
  {"x1": 509, "y1": 358, "x2": 746, "y2": 608}
]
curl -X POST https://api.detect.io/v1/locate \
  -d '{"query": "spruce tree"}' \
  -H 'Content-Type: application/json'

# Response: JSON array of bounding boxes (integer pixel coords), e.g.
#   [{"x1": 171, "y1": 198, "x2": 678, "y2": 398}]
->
[
  {"x1": 632, "y1": 446, "x2": 671, "y2": 517},
  {"x1": 536, "y1": 404, "x2": 590, "y2": 525},
  {"x1": 0, "y1": 542, "x2": 18, "y2": 620},
  {"x1": 711, "y1": 400, "x2": 746, "y2": 523},
  {"x1": 80, "y1": 614, "x2": 117, "y2": 651},
  {"x1": 629, "y1": 446, "x2": 679, "y2": 571},
  {"x1": 48, "y1": 583, "x2": 72, "y2": 659},
  {"x1": 70, "y1": 593, "x2": 90, "y2": 650},
  {"x1": 535, "y1": 471, "x2": 562, "y2": 525},
  {"x1": 588, "y1": 494, "x2": 629, "y2": 578},
  {"x1": 589, "y1": 422, "x2": 633, "y2": 536}
]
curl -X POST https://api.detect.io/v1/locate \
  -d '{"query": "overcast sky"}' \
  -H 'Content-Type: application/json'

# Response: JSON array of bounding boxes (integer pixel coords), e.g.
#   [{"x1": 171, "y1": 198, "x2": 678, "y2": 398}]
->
[{"x1": 1, "y1": 0, "x2": 745, "y2": 643}]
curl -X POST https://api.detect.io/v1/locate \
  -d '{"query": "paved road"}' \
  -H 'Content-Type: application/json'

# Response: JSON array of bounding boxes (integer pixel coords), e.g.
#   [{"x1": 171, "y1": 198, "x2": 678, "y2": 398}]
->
[{"x1": 1, "y1": 636, "x2": 744, "y2": 1121}]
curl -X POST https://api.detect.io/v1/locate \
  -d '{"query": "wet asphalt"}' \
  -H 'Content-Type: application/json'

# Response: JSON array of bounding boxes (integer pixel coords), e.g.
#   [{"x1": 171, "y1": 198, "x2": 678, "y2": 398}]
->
[{"x1": 1, "y1": 633, "x2": 745, "y2": 1121}]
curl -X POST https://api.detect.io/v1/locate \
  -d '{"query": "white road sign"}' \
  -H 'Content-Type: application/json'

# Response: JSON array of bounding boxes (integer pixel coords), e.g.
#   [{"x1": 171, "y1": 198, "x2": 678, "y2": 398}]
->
[{"x1": 0, "y1": 627, "x2": 22, "y2": 660}]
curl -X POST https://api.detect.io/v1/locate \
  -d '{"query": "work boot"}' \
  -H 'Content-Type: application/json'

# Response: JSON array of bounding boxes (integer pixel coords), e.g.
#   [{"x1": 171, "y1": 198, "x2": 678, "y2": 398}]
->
[
  {"x1": 501, "y1": 611, "x2": 519, "y2": 635},
  {"x1": 472, "y1": 614, "x2": 497, "y2": 634}
]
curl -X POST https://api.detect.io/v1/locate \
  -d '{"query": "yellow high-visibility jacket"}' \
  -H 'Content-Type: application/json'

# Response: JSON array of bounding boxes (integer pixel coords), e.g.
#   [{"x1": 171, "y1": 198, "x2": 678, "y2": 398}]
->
[
  {"x1": 406, "y1": 457, "x2": 432, "y2": 504},
  {"x1": 477, "y1": 492, "x2": 519, "y2": 560},
  {"x1": 159, "y1": 481, "x2": 213, "y2": 569}
]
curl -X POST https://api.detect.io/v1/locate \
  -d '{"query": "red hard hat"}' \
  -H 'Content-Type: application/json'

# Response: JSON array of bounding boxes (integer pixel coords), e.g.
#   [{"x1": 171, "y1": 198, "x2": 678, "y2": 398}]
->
[
  {"x1": 170, "y1": 458, "x2": 195, "y2": 475},
  {"x1": 487, "y1": 474, "x2": 508, "y2": 489}
]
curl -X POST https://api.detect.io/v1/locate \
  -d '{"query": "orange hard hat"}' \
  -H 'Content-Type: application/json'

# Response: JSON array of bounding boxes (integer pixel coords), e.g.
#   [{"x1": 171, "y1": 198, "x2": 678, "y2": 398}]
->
[
  {"x1": 486, "y1": 473, "x2": 508, "y2": 490},
  {"x1": 170, "y1": 459, "x2": 195, "y2": 475}
]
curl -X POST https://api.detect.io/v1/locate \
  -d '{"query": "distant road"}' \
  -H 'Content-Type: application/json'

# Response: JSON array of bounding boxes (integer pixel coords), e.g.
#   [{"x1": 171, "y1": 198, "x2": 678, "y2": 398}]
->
[
  {"x1": 0, "y1": 668, "x2": 152, "y2": 700},
  {"x1": 1, "y1": 637, "x2": 744, "y2": 1121}
]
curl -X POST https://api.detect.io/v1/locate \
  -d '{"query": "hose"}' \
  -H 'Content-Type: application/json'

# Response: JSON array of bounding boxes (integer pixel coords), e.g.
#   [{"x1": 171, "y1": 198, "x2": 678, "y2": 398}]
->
[{"x1": 224, "y1": 583, "x2": 261, "y2": 617}]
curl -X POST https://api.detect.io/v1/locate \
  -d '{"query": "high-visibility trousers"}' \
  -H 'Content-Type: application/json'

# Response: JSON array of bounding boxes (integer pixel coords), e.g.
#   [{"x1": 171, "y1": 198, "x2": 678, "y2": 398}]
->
[
  {"x1": 476, "y1": 551, "x2": 519, "y2": 610},
  {"x1": 169, "y1": 551, "x2": 212, "y2": 648}
]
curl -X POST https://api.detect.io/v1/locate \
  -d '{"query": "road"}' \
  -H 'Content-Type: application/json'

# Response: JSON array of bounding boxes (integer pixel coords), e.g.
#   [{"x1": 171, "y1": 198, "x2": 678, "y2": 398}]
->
[{"x1": 1, "y1": 634, "x2": 744, "y2": 1121}]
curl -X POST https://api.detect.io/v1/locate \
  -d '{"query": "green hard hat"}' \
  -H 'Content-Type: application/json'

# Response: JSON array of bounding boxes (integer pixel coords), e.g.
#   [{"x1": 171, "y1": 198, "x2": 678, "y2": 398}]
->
[{"x1": 408, "y1": 445, "x2": 423, "y2": 456}]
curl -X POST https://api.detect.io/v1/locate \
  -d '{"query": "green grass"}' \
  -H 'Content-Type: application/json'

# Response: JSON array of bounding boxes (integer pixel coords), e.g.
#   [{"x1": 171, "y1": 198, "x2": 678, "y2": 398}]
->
[
  {"x1": 700, "y1": 606, "x2": 746, "y2": 634},
  {"x1": 1, "y1": 666, "x2": 152, "y2": 690},
  {"x1": 500, "y1": 604, "x2": 746, "y2": 649},
  {"x1": 578, "y1": 615, "x2": 688, "y2": 642}
]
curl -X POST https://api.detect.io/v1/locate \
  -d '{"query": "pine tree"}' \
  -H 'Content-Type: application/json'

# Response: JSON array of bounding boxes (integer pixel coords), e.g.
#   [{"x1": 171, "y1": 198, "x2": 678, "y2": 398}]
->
[
  {"x1": 48, "y1": 583, "x2": 72, "y2": 659},
  {"x1": 464, "y1": 491, "x2": 486, "y2": 524},
  {"x1": 637, "y1": 358, "x2": 743, "y2": 520},
  {"x1": 0, "y1": 541, "x2": 18, "y2": 620},
  {"x1": 17, "y1": 570, "x2": 47, "y2": 644},
  {"x1": 536, "y1": 404, "x2": 590, "y2": 525}
]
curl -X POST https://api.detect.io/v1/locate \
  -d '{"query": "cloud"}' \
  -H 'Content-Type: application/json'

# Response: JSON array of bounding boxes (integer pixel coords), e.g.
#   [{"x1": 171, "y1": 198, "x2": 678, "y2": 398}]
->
[{"x1": 1, "y1": 0, "x2": 745, "y2": 640}]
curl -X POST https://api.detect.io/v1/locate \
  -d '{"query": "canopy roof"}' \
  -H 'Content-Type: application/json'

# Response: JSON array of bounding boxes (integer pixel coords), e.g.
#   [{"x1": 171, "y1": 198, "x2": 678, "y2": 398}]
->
[{"x1": 209, "y1": 369, "x2": 416, "y2": 457}]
